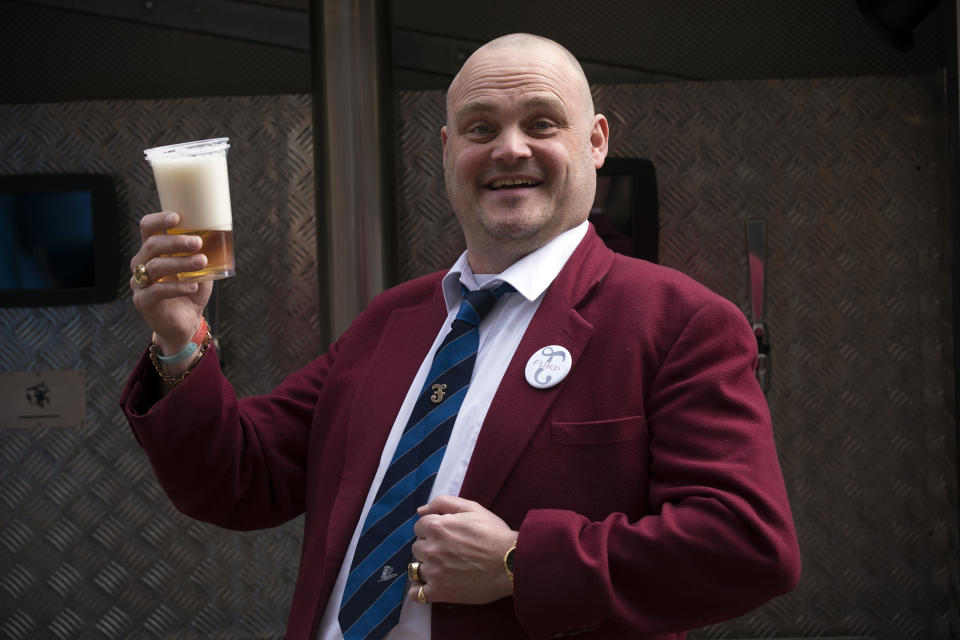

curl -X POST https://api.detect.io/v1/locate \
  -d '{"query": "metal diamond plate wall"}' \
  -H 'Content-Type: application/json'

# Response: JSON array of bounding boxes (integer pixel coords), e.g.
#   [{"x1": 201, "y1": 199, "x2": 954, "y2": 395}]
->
[
  {"x1": 0, "y1": 95, "x2": 317, "y2": 639},
  {"x1": 1, "y1": 73, "x2": 957, "y2": 638},
  {"x1": 395, "y1": 75, "x2": 958, "y2": 638}
]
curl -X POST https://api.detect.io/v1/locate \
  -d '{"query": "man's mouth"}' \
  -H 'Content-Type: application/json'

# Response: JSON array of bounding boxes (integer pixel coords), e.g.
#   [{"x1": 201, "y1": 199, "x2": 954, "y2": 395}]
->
[{"x1": 486, "y1": 177, "x2": 543, "y2": 190}]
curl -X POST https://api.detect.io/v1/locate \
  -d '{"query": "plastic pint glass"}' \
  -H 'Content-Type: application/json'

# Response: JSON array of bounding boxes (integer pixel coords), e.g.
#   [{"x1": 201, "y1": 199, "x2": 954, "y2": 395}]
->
[{"x1": 144, "y1": 138, "x2": 236, "y2": 281}]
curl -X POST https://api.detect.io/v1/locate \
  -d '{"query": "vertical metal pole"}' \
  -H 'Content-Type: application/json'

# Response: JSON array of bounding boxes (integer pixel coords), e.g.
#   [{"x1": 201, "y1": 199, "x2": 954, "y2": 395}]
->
[
  {"x1": 948, "y1": 0, "x2": 960, "y2": 602},
  {"x1": 309, "y1": 0, "x2": 332, "y2": 346},
  {"x1": 942, "y1": 2, "x2": 960, "y2": 617},
  {"x1": 310, "y1": 0, "x2": 394, "y2": 341}
]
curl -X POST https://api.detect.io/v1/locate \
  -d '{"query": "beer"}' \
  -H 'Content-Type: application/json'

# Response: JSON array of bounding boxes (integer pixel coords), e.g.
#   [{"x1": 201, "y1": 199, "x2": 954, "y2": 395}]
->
[
  {"x1": 144, "y1": 138, "x2": 236, "y2": 281},
  {"x1": 158, "y1": 229, "x2": 235, "y2": 282}
]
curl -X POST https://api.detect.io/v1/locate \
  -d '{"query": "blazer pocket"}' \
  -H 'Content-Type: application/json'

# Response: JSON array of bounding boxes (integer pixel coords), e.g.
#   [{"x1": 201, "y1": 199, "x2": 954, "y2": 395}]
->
[{"x1": 551, "y1": 415, "x2": 647, "y2": 446}]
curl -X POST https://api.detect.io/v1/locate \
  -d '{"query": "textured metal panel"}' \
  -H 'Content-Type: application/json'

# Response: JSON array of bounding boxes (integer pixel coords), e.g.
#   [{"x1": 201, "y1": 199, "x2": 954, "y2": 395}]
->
[
  {"x1": 394, "y1": 76, "x2": 958, "y2": 638},
  {"x1": 0, "y1": 94, "x2": 316, "y2": 638},
  {"x1": 1, "y1": 74, "x2": 957, "y2": 638},
  {"x1": 321, "y1": 0, "x2": 392, "y2": 338},
  {"x1": 394, "y1": 91, "x2": 466, "y2": 282}
]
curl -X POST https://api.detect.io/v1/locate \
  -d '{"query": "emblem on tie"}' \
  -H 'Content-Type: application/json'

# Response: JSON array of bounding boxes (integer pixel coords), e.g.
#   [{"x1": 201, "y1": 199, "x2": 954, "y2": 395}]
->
[
  {"x1": 430, "y1": 383, "x2": 447, "y2": 403},
  {"x1": 377, "y1": 565, "x2": 399, "y2": 583}
]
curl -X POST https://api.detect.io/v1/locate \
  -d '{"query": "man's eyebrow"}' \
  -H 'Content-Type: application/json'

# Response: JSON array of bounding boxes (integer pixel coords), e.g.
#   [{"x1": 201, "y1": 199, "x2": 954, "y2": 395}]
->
[
  {"x1": 453, "y1": 96, "x2": 569, "y2": 128},
  {"x1": 454, "y1": 100, "x2": 495, "y2": 127},
  {"x1": 520, "y1": 95, "x2": 567, "y2": 115}
]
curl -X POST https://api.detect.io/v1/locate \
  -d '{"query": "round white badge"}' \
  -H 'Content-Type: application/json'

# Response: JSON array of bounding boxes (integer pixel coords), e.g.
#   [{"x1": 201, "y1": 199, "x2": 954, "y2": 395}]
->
[{"x1": 524, "y1": 345, "x2": 573, "y2": 389}]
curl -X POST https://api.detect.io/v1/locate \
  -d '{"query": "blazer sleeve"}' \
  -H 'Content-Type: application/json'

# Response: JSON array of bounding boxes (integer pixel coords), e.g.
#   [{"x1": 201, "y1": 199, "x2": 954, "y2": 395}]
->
[
  {"x1": 512, "y1": 297, "x2": 801, "y2": 637},
  {"x1": 119, "y1": 335, "x2": 343, "y2": 531}
]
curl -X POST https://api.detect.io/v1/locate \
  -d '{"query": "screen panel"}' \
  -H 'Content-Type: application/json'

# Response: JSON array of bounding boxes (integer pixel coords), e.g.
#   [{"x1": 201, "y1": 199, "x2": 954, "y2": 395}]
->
[
  {"x1": 0, "y1": 174, "x2": 119, "y2": 307},
  {"x1": 591, "y1": 157, "x2": 659, "y2": 262}
]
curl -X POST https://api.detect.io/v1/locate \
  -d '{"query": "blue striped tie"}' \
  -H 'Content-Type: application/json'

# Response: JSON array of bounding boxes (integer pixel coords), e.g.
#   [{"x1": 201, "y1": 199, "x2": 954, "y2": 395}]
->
[{"x1": 337, "y1": 282, "x2": 515, "y2": 640}]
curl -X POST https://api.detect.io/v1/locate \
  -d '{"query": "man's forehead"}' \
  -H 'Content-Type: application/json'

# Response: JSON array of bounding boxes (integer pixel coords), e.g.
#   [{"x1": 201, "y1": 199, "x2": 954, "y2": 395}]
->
[
  {"x1": 453, "y1": 94, "x2": 568, "y2": 125},
  {"x1": 446, "y1": 39, "x2": 592, "y2": 124}
]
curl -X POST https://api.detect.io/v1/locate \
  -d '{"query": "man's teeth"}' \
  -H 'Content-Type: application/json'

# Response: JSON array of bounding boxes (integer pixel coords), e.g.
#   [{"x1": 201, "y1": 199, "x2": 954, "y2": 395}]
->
[{"x1": 489, "y1": 178, "x2": 539, "y2": 189}]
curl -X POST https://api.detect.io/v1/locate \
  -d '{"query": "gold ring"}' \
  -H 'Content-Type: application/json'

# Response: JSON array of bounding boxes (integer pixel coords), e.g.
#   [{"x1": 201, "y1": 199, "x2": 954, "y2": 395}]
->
[
  {"x1": 407, "y1": 562, "x2": 422, "y2": 583},
  {"x1": 417, "y1": 585, "x2": 428, "y2": 604},
  {"x1": 133, "y1": 263, "x2": 151, "y2": 286}
]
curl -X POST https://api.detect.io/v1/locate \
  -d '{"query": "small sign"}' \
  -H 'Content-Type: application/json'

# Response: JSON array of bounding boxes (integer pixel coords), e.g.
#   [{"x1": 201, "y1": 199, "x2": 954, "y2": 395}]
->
[{"x1": 0, "y1": 370, "x2": 86, "y2": 429}]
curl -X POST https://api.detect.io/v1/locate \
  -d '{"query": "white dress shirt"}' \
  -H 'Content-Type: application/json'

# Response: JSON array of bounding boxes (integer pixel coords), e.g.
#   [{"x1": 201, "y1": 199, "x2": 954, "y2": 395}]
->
[{"x1": 317, "y1": 221, "x2": 588, "y2": 640}]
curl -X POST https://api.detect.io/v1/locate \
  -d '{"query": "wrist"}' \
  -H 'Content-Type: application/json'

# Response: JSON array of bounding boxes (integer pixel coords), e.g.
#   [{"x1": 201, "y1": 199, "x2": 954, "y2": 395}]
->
[
  {"x1": 153, "y1": 318, "x2": 208, "y2": 363},
  {"x1": 149, "y1": 318, "x2": 212, "y2": 387},
  {"x1": 155, "y1": 349, "x2": 202, "y2": 378},
  {"x1": 154, "y1": 333, "x2": 192, "y2": 357}
]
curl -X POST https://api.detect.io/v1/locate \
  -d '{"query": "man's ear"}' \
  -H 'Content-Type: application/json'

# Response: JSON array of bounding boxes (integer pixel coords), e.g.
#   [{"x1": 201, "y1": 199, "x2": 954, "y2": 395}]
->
[
  {"x1": 590, "y1": 114, "x2": 609, "y2": 169},
  {"x1": 441, "y1": 125, "x2": 449, "y2": 169}
]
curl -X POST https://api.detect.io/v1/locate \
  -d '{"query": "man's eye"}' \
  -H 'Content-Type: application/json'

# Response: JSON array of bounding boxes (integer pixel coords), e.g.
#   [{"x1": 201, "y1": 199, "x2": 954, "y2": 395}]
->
[
  {"x1": 469, "y1": 124, "x2": 491, "y2": 136},
  {"x1": 531, "y1": 120, "x2": 554, "y2": 132}
]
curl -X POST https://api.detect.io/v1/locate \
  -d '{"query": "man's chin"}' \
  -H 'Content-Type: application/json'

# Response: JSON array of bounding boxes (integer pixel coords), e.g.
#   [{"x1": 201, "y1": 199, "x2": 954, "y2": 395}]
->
[{"x1": 479, "y1": 216, "x2": 543, "y2": 242}]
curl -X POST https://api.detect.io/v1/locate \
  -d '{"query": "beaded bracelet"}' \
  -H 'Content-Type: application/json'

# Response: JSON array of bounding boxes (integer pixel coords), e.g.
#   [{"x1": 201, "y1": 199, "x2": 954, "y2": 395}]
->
[{"x1": 149, "y1": 333, "x2": 213, "y2": 387}]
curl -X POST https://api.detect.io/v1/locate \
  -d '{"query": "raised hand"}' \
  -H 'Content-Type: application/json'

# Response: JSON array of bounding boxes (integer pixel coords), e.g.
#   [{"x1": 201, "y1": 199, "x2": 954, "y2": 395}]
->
[{"x1": 129, "y1": 212, "x2": 213, "y2": 357}]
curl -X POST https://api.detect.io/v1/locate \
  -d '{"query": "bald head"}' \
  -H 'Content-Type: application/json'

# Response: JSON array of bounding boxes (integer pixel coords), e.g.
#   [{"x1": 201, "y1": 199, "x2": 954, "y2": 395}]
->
[
  {"x1": 479, "y1": 33, "x2": 582, "y2": 68},
  {"x1": 438, "y1": 32, "x2": 609, "y2": 274},
  {"x1": 446, "y1": 33, "x2": 596, "y2": 127}
]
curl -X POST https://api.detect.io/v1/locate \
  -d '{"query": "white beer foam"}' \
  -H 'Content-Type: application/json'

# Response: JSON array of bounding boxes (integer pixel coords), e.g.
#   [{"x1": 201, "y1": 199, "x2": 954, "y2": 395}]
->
[{"x1": 151, "y1": 153, "x2": 233, "y2": 231}]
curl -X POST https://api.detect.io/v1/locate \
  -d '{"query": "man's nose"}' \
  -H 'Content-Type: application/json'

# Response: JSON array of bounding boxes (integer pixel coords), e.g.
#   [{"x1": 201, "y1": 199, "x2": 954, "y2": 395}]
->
[{"x1": 490, "y1": 127, "x2": 532, "y2": 162}]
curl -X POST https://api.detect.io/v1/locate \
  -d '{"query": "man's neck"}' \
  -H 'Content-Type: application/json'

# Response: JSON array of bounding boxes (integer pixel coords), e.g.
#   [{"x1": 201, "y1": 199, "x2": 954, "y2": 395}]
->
[
  {"x1": 465, "y1": 222, "x2": 585, "y2": 274},
  {"x1": 466, "y1": 247, "x2": 530, "y2": 276}
]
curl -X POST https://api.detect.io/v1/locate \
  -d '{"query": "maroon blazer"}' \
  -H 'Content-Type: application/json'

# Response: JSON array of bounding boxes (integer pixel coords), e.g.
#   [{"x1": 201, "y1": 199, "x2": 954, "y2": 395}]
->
[{"x1": 121, "y1": 227, "x2": 800, "y2": 639}]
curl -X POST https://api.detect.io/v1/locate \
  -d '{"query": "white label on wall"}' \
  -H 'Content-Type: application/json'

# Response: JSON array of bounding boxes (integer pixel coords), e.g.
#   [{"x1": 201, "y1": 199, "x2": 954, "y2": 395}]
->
[{"x1": 0, "y1": 370, "x2": 86, "y2": 429}]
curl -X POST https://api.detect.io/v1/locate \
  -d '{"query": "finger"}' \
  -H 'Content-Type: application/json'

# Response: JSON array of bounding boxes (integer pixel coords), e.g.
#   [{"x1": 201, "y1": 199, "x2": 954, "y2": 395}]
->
[
  {"x1": 418, "y1": 495, "x2": 477, "y2": 517},
  {"x1": 413, "y1": 513, "x2": 438, "y2": 539},
  {"x1": 407, "y1": 582, "x2": 432, "y2": 604},
  {"x1": 139, "y1": 232, "x2": 203, "y2": 264},
  {"x1": 131, "y1": 279, "x2": 200, "y2": 300},
  {"x1": 411, "y1": 536, "x2": 426, "y2": 561},
  {"x1": 142, "y1": 254, "x2": 208, "y2": 283},
  {"x1": 407, "y1": 560, "x2": 427, "y2": 584},
  {"x1": 139, "y1": 211, "x2": 179, "y2": 242},
  {"x1": 416, "y1": 561, "x2": 427, "y2": 584},
  {"x1": 130, "y1": 231, "x2": 203, "y2": 273},
  {"x1": 129, "y1": 255, "x2": 205, "y2": 290}
]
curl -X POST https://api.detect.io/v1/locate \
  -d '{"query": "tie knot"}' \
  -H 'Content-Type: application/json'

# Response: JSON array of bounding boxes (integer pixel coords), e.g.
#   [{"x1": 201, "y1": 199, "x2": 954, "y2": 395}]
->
[{"x1": 456, "y1": 282, "x2": 514, "y2": 327}]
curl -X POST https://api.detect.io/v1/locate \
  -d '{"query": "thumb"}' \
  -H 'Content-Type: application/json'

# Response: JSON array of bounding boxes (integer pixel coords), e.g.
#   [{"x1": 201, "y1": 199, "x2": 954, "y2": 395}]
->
[{"x1": 417, "y1": 494, "x2": 478, "y2": 517}]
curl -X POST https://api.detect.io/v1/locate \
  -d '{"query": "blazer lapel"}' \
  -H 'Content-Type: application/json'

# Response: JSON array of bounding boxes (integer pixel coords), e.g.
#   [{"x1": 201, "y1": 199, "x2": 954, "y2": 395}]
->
[
  {"x1": 460, "y1": 227, "x2": 615, "y2": 508},
  {"x1": 325, "y1": 291, "x2": 446, "y2": 563}
]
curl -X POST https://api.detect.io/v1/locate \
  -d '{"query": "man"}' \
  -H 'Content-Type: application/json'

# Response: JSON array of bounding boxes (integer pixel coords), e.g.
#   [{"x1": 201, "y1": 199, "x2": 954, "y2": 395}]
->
[{"x1": 122, "y1": 33, "x2": 800, "y2": 640}]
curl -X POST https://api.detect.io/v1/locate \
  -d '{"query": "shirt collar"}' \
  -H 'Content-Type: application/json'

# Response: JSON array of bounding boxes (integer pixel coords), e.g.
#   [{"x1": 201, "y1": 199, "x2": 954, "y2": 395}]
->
[{"x1": 441, "y1": 220, "x2": 589, "y2": 313}]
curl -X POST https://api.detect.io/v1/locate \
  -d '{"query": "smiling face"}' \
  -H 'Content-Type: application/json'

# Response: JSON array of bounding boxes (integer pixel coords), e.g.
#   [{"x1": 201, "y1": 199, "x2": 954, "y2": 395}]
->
[{"x1": 441, "y1": 35, "x2": 609, "y2": 273}]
